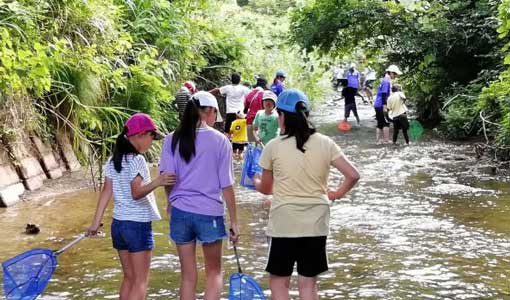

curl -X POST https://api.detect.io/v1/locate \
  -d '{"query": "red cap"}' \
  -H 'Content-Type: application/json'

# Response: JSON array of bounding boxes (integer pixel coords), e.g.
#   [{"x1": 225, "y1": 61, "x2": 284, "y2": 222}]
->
[
  {"x1": 125, "y1": 113, "x2": 163, "y2": 139},
  {"x1": 184, "y1": 81, "x2": 196, "y2": 93}
]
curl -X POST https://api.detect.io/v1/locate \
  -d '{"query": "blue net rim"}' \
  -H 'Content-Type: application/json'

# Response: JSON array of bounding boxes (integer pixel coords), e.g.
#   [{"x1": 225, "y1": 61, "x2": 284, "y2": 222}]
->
[
  {"x1": 2, "y1": 248, "x2": 56, "y2": 268},
  {"x1": 228, "y1": 272, "x2": 265, "y2": 297},
  {"x1": 2, "y1": 248, "x2": 57, "y2": 298}
]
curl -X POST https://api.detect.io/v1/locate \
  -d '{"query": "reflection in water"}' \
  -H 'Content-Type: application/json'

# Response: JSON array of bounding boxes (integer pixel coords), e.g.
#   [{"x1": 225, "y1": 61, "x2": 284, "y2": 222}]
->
[{"x1": 1, "y1": 100, "x2": 510, "y2": 299}]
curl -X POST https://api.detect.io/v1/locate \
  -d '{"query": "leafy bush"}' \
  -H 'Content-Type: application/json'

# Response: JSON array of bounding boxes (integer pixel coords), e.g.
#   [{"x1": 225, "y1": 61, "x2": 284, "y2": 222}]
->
[{"x1": 289, "y1": 0, "x2": 503, "y2": 125}]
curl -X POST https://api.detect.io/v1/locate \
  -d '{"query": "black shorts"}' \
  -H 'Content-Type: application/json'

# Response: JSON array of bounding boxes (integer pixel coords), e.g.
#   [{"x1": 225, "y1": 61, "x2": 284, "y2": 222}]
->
[
  {"x1": 393, "y1": 114, "x2": 409, "y2": 130},
  {"x1": 375, "y1": 107, "x2": 389, "y2": 129},
  {"x1": 224, "y1": 113, "x2": 237, "y2": 133},
  {"x1": 343, "y1": 87, "x2": 357, "y2": 104},
  {"x1": 344, "y1": 103, "x2": 359, "y2": 119},
  {"x1": 266, "y1": 236, "x2": 328, "y2": 277},
  {"x1": 232, "y1": 143, "x2": 246, "y2": 152}
]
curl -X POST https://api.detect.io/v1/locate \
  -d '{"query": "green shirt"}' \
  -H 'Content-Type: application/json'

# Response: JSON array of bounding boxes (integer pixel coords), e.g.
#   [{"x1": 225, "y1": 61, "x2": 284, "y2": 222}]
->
[{"x1": 253, "y1": 110, "x2": 279, "y2": 145}]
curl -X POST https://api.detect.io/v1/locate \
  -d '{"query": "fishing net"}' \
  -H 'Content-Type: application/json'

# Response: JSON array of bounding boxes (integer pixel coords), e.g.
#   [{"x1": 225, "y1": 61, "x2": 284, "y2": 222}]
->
[
  {"x1": 228, "y1": 273, "x2": 265, "y2": 300},
  {"x1": 409, "y1": 120, "x2": 424, "y2": 141},
  {"x1": 240, "y1": 144, "x2": 262, "y2": 190},
  {"x1": 2, "y1": 249, "x2": 57, "y2": 300}
]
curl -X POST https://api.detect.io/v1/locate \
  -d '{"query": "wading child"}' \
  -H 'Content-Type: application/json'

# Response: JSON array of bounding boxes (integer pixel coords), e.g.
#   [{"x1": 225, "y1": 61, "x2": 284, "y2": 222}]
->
[
  {"x1": 230, "y1": 111, "x2": 248, "y2": 160},
  {"x1": 253, "y1": 89, "x2": 360, "y2": 299},
  {"x1": 159, "y1": 91, "x2": 239, "y2": 299},
  {"x1": 344, "y1": 64, "x2": 361, "y2": 126},
  {"x1": 87, "y1": 113, "x2": 175, "y2": 300},
  {"x1": 374, "y1": 65, "x2": 402, "y2": 143},
  {"x1": 210, "y1": 72, "x2": 251, "y2": 133},
  {"x1": 253, "y1": 90, "x2": 279, "y2": 146},
  {"x1": 387, "y1": 84, "x2": 410, "y2": 145}
]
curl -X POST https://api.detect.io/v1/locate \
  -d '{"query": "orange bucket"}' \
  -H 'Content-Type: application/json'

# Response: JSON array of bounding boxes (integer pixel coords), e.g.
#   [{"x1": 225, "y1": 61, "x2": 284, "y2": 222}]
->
[{"x1": 337, "y1": 121, "x2": 352, "y2": 132}]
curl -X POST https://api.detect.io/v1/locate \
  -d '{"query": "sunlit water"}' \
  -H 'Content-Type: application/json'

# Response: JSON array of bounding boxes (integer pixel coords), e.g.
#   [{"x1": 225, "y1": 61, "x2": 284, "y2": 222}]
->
[{"x1": 1, "y1": 97, "x2": 509, "y2": 299}]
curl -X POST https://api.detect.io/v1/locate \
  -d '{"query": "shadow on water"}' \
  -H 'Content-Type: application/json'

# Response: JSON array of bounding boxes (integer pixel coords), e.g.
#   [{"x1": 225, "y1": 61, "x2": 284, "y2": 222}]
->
[{"x1": 1, "y1": 97, "x2": 510, "y2": 299}]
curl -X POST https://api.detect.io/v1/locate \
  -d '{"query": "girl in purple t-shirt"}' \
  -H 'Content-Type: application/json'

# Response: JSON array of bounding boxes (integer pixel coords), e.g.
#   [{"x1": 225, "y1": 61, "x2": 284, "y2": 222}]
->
[{"x1": 159, "y1": 91, "x2": 239, "y2": 299}]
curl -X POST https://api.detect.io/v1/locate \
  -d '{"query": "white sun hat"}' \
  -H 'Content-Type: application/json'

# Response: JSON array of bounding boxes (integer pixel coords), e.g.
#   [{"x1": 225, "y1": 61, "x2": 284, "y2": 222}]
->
[
  {"x1": 192, "y1": 91, "x2": 223, "y2": 122},
  {"x1": 386, "y1": 65, "x2": 403, "y2": 75}
]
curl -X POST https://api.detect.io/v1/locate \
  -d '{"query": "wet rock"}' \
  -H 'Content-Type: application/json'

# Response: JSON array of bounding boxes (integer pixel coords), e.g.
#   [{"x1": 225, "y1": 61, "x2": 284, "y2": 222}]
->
[{"x1": 25, "y1": 224, "x2": 40, "y2": 235}]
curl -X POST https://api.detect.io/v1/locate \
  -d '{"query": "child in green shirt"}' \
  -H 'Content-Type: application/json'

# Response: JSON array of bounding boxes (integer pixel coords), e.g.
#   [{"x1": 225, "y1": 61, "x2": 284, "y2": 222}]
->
[{"x1": 253, "y1": 91, "x2": 279, "y2": 146}]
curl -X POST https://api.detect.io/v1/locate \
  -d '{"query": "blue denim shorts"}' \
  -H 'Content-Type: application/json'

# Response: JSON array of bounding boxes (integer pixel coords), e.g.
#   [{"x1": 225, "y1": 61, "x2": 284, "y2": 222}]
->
[
  {"x1": 170, "y1": 207, "x2": 227, "y2": 244},
  {"x1": 111, "y1": 219, "x2": 154, "y2": 252}
]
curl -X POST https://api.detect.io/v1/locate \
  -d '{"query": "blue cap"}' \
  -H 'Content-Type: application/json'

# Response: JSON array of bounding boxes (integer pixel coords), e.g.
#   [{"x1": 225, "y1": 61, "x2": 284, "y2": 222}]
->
[
  {"x1": 276, "y1": 89, "x2": 309, "y2": 113},
  {"x1": 276, "y1": 70, "x2": 286, "y2": 77}
]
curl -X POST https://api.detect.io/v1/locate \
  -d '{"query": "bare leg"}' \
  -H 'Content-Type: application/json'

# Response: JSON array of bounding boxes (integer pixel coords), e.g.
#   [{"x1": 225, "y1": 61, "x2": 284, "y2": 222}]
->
[
  {"x1": 270, "y1": 275, "x2": 291, "y2": 300},
  {"x1": 128, "y1": 251, "x2": 152, "y2": 300},
  {"x1": 353, "y1": 105, "x2": 360, "y2": 125},
  {"x1": 383, "y1": 127, "x2": 390, "y2": 143},
  {"x1": 118, "y1": 250, "x2": 134, "y2": 300},
  {"x1": 177, "y1": 242, "x2": 198, "y2": 300},
  {"x1": 203, "y1": 241, "x2": 223, "y2": 300},
  {"x1": 298, "y1": 275, "x2": 319, "y2": 300}
]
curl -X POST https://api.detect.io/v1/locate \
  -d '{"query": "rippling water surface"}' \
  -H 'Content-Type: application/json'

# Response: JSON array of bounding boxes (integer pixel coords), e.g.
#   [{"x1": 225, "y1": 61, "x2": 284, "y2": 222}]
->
[{"x1": 1, "y1": 99, "x2": 509, "y2": 299}]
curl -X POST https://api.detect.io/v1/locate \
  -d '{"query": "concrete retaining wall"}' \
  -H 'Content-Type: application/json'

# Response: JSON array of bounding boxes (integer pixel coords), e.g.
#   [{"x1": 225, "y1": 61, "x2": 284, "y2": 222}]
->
[{"x1": 0, "y1": 132, "x2": 81, "y2": 207}]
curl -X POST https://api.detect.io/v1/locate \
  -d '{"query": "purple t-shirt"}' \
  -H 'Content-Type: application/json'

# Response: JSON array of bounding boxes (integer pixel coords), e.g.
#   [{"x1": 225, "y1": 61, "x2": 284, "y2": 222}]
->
[
  {"x1": 347, "y1": 70, "x2": 360, "y2": 89},
  {"x1": 159, "y1": 127, "x2": 234, "y2": 216},
  {"x1": 374, "y1": 75, "x2": 392, "y2": 109},
  {"x1": 271, "y1": 80, "x2": 284, "y2": 96}
]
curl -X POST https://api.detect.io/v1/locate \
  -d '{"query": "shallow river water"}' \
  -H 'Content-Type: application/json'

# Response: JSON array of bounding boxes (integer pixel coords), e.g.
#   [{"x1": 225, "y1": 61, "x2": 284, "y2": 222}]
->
[{"x1": 1, "y1": 98, "x2": 510, "y2": 299}]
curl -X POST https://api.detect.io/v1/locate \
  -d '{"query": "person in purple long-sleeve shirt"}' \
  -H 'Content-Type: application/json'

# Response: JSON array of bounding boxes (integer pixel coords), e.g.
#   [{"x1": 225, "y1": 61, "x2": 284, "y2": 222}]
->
[
  {"x1": 271, "y1": 70, "x2": 286, "y2": 96},
  {"x1": 159, "y1": 91, "x2": 239, "y2": 299},
  {"x1": 374, "y1": 64, "x2": 402, "y2": 143}
]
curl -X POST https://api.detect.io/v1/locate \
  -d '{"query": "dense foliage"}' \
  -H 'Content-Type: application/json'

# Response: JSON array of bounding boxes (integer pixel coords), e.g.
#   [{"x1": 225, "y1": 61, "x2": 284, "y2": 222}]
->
[
  {"x1": 0, "y1": 0, "x2": 329, "y2": 164},
  {"x1": 290, "y1": 0, "x2": 510, "y2": 155}
]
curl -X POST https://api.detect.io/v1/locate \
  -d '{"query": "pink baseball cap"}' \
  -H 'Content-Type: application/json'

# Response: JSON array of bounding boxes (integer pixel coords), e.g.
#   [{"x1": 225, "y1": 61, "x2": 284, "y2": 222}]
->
[{"x1": 124, "y1": 113, "x2": 164, "y2": 140}]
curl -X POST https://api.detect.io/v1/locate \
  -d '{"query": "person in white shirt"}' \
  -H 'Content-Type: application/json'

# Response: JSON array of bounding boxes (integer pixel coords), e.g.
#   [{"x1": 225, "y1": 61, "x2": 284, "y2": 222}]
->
[
  {"x1": 210, "y1": 72, "x2": 251, "y2": 133},
  {"x1": 387, "y1": 84, "x2": 410, "y2": 145}
]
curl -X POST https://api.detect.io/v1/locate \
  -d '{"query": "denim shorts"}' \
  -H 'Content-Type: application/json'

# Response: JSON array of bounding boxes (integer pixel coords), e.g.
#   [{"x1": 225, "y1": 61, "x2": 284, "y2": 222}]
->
[
  {"x1": 170, "y1": 207, "x2": 227, "y2": 244},
  {"x1": 111, "y1": 219, "x2": 154, "y2": 252}
]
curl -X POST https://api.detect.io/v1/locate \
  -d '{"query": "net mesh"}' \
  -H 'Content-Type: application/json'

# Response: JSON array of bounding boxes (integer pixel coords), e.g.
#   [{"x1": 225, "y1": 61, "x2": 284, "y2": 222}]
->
[
  {"x1": 409, "y1": 120, "x2": 424, "y2": 141},
  {"x1": 228, "y1": 273, "x2": 265, "y2": 300},
  {"x1": 2, "y1": 249, "x2": 57, "y2": 300},
  {"x1": 240, "y1": 145, "x2": 262, "y2": 190}
]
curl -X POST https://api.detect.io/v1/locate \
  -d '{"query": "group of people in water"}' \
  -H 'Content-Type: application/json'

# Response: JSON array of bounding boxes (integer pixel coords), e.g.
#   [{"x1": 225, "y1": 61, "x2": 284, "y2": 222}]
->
[
  {"x1": 86, "y1": 65, "x2": 416, "y2": 299},
  {"x1": 337, "y1": 64, "x2": 410, "y2": 145},
  {"x1": 174, "y1": 72, "x2": 284, "y2": 159}
]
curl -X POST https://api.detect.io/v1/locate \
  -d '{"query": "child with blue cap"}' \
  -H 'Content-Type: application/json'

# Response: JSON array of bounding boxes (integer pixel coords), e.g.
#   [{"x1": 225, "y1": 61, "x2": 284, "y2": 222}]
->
[{"x1": 253, "y1": 89, "x2": 360, "y2": 299}]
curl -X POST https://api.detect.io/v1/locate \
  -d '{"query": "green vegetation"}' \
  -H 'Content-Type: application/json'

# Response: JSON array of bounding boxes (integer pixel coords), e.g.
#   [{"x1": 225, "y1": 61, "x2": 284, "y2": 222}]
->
[
  {"x1": 289, "y1": 0, "x2": 510, "y2": 158},
  {"x1": 0, "y1": 0, "x2": 329, "y2": 165},
  {"x1": 7, "y1": 0, "x2": 510, "y2": 161}
]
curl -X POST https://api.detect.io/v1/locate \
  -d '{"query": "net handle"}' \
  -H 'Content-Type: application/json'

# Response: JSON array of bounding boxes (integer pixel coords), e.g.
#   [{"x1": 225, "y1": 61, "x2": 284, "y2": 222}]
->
[
  {"x1": 230, "y1": 229, "x2": 242, "y2": 274},
  {"x1": 54, "y1": 233, "x2": 86, "y2": 256}
]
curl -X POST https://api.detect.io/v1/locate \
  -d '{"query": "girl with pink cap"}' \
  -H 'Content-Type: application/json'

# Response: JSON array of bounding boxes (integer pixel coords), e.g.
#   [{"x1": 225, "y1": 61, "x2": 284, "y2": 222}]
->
[{"x1": 87, "y1": 112, "x2": 175, "y2": 300}]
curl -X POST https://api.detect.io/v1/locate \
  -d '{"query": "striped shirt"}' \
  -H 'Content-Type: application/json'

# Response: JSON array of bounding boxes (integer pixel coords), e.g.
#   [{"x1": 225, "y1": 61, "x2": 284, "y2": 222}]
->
[{"x1": 104, "y1": 154, "x2": 161, "y2": 222}]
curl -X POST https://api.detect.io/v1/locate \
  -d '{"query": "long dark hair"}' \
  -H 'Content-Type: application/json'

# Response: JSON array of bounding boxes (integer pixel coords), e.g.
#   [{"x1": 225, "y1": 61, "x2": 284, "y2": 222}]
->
[
  {"x1": 112, "y1": 127, "x2": 139, "y2": 173},
  {"x1": 254, "y1": 77, "x2": 267, "y2": 89},
  {"x1": 278, "y1": 102, "x2": 316, "y2": 153},
  {"x1": 171, "y1": 98, "x2": 205, "y2": 163}
]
